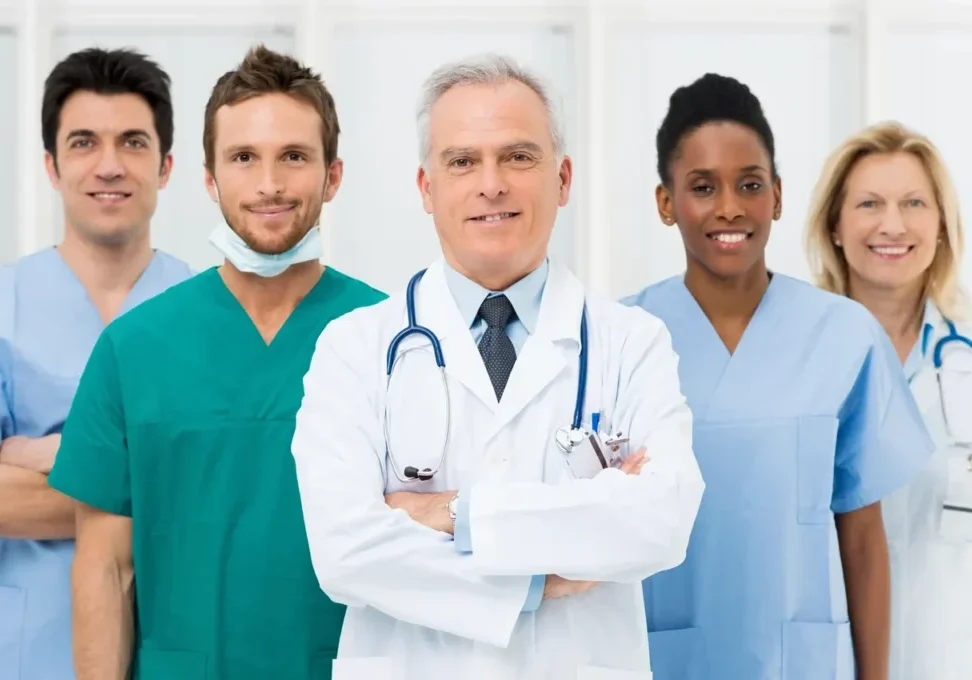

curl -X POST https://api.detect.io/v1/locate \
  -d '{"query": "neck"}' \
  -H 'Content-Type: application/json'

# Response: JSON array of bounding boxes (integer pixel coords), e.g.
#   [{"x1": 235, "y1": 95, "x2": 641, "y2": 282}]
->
[
  {"x1": 849, "y1": 279, "x2": 924, "y2": 362},
  {"x1": 219, "y1": 259, "x2": 324, "y2": 317},
  {"x1": 449, "y1": 255, "x2": 543, "y2": 292},
  {"x1": 684, "y1": 259, "x2": 770, "y2": 323},
  {"x1": 57, "y1": 226, "x2": 154, "y2": 296}
]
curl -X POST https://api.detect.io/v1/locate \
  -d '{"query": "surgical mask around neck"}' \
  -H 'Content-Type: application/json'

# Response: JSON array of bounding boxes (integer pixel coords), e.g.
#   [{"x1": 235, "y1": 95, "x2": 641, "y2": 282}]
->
[{"x1": 208, "y1": 221, "x2": 323, "y2": 278}]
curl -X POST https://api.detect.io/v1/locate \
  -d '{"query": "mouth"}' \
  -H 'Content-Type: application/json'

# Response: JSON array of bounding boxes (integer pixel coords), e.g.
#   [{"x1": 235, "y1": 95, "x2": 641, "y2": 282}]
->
[
  {"x1": 88, "y1": 191, "x2": 131, "y2": 204},
  {"x1": 469, "y1": 211, "x2": 520, "y2": 224},
  {"x1": 247, "y1": 205, "x2": 297, "y2": 218},
  {"x1": 869, "y1": 244, "x2": 913, "y2": 260},
  {"x1": 707, "y1": 230, "x2": 752, "y2": 250}
]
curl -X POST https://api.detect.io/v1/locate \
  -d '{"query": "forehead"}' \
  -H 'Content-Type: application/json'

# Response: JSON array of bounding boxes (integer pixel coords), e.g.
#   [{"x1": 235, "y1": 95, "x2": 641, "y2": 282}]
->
[
  {"x1": 674, "y1": 122, "x2": 770, "y2": 171},
  {"x1": 58, "y1": 91, "x2": 155, "y2": 138},
  {"x1": 428, "y1": 80, "x2": 554, "y2": 152},
  {"x1": 214, "y1": 92, "x2": 322, "y2": 149},
  {"x1": 845, "y1": 152, "x2": 933, "y2": 194}
]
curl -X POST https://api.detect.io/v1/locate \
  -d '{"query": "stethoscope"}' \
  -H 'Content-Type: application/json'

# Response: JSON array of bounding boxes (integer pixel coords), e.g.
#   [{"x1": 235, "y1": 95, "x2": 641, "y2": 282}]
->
[
  {"x1": 383, "y1": 268, "x2": 590, "y2": 483},
  {"x1": 922, "y1": 317, "x2": 972, "y2": 458}
]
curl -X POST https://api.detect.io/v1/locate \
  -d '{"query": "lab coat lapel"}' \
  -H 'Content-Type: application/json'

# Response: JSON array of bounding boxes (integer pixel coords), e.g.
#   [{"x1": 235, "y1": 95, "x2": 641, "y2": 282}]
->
[
  {"x1": 489, "y1": 261, "x2": 583, "y2": 439},
  {"x1": 416, "y1": 260, "x2": 498, "y2": 411}
]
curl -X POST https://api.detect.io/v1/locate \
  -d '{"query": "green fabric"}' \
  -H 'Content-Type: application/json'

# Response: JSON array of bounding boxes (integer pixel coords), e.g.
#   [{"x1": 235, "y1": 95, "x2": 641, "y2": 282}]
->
[{"x1": 50, "y1": 266, "x2": 386, "y2": 679}]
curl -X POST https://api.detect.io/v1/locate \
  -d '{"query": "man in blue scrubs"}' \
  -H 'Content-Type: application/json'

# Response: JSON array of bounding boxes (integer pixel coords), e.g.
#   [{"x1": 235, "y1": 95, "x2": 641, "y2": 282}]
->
[{"x1": 0, "y1": 48, "x2": 192, "y2": 679}]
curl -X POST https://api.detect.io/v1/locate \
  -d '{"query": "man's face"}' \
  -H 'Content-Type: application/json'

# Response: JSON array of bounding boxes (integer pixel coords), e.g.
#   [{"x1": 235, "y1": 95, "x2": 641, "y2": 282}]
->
[
  {"x1": 416, "y1": 80, "x2": 571, "y2": 287},
  {"x1": 205, "y1": 92, "x2": 342, "y2": 255},
  {"x1": 45, "y1": 91, "x2": 172, "y2": 246}
]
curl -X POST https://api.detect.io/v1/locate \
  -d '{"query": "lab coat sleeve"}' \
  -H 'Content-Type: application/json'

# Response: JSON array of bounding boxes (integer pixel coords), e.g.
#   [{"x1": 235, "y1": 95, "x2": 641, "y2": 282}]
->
[
  {"x1": 467, "y1": 315, "x2": 704, "y2": 583},
  {"x1": 831, "y1": 314, "x2": 935, "y2": 514},
  {"x1": 47, "y1": 331, "x2": 132, "y2": 516},
  {"x1": 291, "y1": 318, "x2": 536, "y2": 649}
]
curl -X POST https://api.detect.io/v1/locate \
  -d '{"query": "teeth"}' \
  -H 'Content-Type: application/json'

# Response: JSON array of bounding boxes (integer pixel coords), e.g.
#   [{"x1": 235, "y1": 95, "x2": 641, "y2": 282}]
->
[
  {"x1": 93, "y1": 193, "x2": 126, "y2": 199},
  {"x1": 871, "y1": 246, "x2": 910, "y2": 255},
  {"x1": 712, "y1": 233, "x2": 747, "y2": 243},
  {"x1": 478, "y1": 213, "x2": 515, "y2": 222}
]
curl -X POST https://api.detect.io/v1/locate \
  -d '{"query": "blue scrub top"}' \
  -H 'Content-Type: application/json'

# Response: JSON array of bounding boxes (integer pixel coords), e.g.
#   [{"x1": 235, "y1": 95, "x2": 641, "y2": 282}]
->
[{"x1": 0, "y1": 247, "x2": 192, "y2": 680}]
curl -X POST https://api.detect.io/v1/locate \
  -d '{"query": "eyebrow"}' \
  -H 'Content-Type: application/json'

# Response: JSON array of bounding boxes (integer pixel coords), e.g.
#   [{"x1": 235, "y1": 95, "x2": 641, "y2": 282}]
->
[
  {"x1": 65, "y1": 128, "x2": 152, "y2": 142},
  {"x1": 438, "y1": 141, "x2": 546, "y2": 162},
  {"x1": 685, "y1": 164, "x2": 769, "y2": 178},
  {"x1": 223, "y1": 142, "x2": 319, "y2": 156}
]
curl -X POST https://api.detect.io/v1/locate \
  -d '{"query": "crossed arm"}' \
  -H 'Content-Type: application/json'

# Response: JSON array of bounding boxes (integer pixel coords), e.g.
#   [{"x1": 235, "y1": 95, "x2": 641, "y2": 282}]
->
[{"x1": 0, "y1": 434, "x2": 76, "y2": 539}]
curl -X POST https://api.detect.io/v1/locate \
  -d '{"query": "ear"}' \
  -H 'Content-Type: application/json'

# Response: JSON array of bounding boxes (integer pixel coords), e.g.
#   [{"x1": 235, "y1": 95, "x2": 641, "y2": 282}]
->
[
  {"x1": 655, "y1": 183, "x2": 674, "y2": 225},
  {"x1": 204, "y1": 166, "x2": 219, "y2": 203},
  {"x1": 323, "y1": 158, "x2": 344, "y2": 203},
  {"x1": 44, "y1": 151, "x2": 60, "y2": 190},
  {"x1": 158, "y1": 153, "x2": 174, "y2": 190},
  {"x1": 557, "y1": 155, "x2": 573, "y2": 207},
  {"x1": 772, "y1": 175, "x2": 783, "y2": 221},
  {"x1": 416, "y1": 164, "x2": 433, "y2": 215}
]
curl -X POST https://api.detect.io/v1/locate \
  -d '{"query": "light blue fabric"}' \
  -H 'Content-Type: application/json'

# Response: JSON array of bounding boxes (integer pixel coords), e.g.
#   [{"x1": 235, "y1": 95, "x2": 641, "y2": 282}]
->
[
  {"x1": 0, "y1": 247, "x2": 192, "y2": 680},
  {"x1": 621, "y1": 273, "x2": 934, "y2": 680},
  {"x1": 208, "y1": 222, "x2": 323, "y2": 278},
  {"x1": 443, "y1": 258, "x2": 548, "y2": 613}
]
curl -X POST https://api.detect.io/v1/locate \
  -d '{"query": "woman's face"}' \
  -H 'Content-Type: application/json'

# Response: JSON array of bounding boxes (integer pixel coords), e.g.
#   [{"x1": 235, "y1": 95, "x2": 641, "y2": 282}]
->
[
  {"x1": 834, "y1": 152, "x2": 941, "y2": 297},
  {"x1": 656, "y1": 121, "x2": 781, "y2": 280}
]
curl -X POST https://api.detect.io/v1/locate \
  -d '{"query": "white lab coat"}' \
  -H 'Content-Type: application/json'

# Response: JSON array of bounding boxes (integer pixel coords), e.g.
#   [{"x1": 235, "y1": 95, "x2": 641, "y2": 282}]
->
[
  {"x1": 291, "y1": 258, "x2": 704, "y2": 680},
  {"x1": 883, "y1": 305, "x2": 972, "y2": 680}
]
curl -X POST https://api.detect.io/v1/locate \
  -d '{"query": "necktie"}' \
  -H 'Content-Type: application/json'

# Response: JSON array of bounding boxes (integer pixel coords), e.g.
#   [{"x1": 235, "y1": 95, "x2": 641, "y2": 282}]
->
[{"x1": 477, "y1": 295, "x2": 517, "y2": 400}]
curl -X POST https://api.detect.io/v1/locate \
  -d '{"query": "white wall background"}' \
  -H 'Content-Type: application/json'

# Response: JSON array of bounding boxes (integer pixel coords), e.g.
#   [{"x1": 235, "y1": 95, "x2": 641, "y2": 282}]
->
[{"x1": 2, "y1": 0, "x2": 970, "y2": 299}]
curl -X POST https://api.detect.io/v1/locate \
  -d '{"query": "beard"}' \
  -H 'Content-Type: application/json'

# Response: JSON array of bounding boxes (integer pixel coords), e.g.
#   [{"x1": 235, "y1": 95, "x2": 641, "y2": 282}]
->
[{"x1": 220, "y1": 190, "x2": 325, "y2": 255}]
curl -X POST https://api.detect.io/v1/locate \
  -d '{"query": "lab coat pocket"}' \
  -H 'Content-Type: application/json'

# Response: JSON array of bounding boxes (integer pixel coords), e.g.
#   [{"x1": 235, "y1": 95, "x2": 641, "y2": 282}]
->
[
  {"x1": 331, "y1": 657, "x2": 397, "y2": 680},
  {"x1": 796, "y1": 416, "x2": 838, "y2": 525},
  {"x1": 0, "y1": 586, "x2": 25, "y2": 680},
  {"x1": 782, "y1": 621, "x2": 854, "y2": 680},
  {"x1": 646, "y1": 627, "x2": 704, "y2": 680},
  {"x1": 940, "y1": 453, "x2": 972, "y2": 542},
  {"x1": 576, "y1": 666, "x2": 651, "y2": 680},
  {"x1": 135, "y1": 648, "x2": 208, "y2": 680}
]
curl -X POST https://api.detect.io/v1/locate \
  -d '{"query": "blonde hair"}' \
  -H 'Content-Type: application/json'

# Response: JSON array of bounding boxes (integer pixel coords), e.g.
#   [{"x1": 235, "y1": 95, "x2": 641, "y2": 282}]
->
[{"x1": 805, "y1": 120, "x2": 967, "y2": 320}]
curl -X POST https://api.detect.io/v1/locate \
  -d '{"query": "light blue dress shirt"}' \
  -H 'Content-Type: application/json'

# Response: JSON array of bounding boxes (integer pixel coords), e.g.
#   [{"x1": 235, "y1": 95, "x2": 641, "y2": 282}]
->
[{"x1": 442, "y1": 258, "x2": 548, "y2": 612}]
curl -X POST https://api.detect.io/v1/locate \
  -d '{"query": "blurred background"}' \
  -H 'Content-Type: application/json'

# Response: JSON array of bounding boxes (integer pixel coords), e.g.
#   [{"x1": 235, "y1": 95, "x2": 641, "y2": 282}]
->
[{"x1": 2, "y1": 0, "x2": 969, "y2": 298}]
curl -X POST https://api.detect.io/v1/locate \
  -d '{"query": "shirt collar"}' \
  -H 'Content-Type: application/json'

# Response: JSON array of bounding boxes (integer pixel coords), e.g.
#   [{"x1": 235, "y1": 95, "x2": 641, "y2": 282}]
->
[
  {"x1": 905, "y1": 300, "x2": 942, "y2": 381},
  {"x1": 443, "y1": 258, "x2": 548, "y2": 333}
]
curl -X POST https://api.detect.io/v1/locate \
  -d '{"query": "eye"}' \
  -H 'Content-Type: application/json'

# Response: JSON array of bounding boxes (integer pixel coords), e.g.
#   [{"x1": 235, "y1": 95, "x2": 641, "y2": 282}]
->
[
  {"x1": 906, "y1": 198, "x2": 924, "y2": 207},
  {"x1": 858, "y1": 199, "x2": 878, "y2": 208},
  {"x1": 741, "y1": 182, "x2": 763, "y2": 192},
  {"x1": 70, "y1": 139, "x2": 92, "y2": 149},
  {"x1": 510, "y1": 153, "x2": 532, "y2": 162},
  {"x1": 286, "y1": 152, "x2": 305, "y2": 162},
  {"x1": 449, "y1": 158, "x2": 472, "y2": 168},
  {"x1": 691, "y1": 184, "x2": 713, "y2": 195},
  {"x1": 233, "y1": 152, "x2": 253, "y2": 163}
]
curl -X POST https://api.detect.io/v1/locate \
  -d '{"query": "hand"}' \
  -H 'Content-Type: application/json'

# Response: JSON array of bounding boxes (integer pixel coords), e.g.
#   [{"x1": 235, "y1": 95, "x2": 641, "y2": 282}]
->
[
  {"x1": 619, "y1": 447, "x2": 648, "y2": 475},
  {"x1": 542, "y1": 574, "x2": 599, "y2": 600},
  {"x1": 0, "y1": 434, "x2": 61, "y2": 474},
  {"x1": 385, "y1": 490, "x2": 456, "y2": 534}
]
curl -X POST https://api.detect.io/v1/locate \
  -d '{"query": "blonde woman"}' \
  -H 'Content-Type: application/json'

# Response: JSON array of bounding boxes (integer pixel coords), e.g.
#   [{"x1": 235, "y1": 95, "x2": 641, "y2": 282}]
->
[{"x1": 806, "y1": 121, "x2": 972, "y2": 680}]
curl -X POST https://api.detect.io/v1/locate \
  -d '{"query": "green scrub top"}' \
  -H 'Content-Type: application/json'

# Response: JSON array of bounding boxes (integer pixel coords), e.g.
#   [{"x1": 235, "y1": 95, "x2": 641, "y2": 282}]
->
[{"x1": 49, "y1": 266, "x2": 386, "y2": 680}]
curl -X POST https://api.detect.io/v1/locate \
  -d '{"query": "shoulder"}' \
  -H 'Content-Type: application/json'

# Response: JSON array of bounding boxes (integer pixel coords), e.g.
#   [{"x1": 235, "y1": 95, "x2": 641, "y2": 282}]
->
[
  {"x1": 105, "y1": 269, "x2": 214, "y2": 342},
  {"x1": 150, "y1": 249, "x2": 196, "y2": 282},
  {"x1": 321, "y1": 267, "x2": 388, "y2": 313},
  {"x1": 619, "y1": 275, "x2": 683, "y2": 314}
]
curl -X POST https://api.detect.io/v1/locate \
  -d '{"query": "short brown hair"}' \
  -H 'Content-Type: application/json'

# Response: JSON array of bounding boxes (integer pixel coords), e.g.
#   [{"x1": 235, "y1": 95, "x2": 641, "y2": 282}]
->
[{"x1": 203, "y1": 44, "x2": 340, "y2": 173}]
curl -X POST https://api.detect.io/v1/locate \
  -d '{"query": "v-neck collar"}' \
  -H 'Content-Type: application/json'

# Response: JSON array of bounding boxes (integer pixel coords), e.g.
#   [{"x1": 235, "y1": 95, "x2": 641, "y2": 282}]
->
[
  {"x1": 205, "y1": 266, "x2": 332, "y2": 350},
  {"x1": 49, "y1": 246, "x2": 166, "y2": 327}
]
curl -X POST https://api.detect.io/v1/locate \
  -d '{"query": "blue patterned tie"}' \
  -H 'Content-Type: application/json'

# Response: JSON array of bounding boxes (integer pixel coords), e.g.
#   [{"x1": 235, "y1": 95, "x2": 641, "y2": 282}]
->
[{"x1": 477, "y1": 295, "x2": 517, "y2": 400}]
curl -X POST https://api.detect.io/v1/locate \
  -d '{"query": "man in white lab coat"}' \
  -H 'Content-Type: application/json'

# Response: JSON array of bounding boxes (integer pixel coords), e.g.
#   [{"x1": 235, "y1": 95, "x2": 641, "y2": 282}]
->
[{"x1": 290, "y1": 53, "x2": 705, "y2": 680}]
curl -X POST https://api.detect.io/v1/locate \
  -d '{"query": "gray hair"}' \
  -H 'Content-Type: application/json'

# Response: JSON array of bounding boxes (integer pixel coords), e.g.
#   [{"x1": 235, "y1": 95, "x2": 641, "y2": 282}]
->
[{"x1": 416, "y1": 53, "x2": 566, "y2": 167}]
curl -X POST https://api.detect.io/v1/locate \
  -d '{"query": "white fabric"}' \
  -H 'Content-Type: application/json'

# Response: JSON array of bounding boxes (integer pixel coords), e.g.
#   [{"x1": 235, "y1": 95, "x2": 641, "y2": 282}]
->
[{"x1": 291, "y1": 258, "x2": 704, "y2": 680}]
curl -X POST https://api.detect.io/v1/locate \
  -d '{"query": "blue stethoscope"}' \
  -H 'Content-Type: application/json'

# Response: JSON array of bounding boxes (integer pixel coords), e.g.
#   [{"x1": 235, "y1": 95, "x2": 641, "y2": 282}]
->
[
  {"x1": 922, "y1": 317, "x2": 972, "y2": 451},
  {"x1": 382, "y1": 268, "x2": 591, "y2": 483}
]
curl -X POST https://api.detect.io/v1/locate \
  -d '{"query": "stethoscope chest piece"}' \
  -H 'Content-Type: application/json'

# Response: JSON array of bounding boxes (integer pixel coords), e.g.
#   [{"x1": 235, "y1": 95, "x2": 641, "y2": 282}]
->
[{"x1": 556, "y1": 426, "x2": 589, "y2": 454}]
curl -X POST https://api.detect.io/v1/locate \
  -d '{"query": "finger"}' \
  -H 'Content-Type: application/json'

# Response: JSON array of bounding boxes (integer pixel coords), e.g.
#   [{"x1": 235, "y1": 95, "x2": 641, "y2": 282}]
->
[{"x1": 620, "y1": 452, "x2": 645, "y2": 474}]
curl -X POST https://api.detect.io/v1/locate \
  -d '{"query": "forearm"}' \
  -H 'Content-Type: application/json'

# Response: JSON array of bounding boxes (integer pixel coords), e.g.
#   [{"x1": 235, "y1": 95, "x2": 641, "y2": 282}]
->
[
  {"x1": 0, "y1": 463, "x2": 75, "y2": 539},
  {"x1": 465, "y1": 456, "x2": 703, "y2": 582},
  {"x1": 838, "y1": 510, "x2": 890, "y2": 680},
  {"x1": 71, "y1": 554, "x2": 135, "y2": 680}
]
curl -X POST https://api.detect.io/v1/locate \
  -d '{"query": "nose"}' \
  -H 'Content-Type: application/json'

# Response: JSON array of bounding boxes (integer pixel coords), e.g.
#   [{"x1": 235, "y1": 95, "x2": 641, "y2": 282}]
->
[
  {"x1": 476, "y1": 161, "x2": 508, "y2": 201},
  {"x1": 879, "y1": 205, "x2": 907, "y2": 236},
  {"x1": 714, "y1": 188, "x2": 744, "y2": 222},
  {"x1": 256, "y1": 161, "x2": 286, "y2": 197},
  {"x1": 94, "y1": 146, "x2": 125, "y2": 182}
]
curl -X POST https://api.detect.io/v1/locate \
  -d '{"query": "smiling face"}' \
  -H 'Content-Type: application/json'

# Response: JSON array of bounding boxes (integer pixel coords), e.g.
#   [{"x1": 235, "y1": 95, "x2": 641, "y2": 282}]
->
[
  {"x1": 416, "y1": 79, "x2": 571, "y2": 289},
  {"x1": 45, "y1": 90, "x2": 172, "y2": 246},
  {"x1": 834, "y1": 151, "x2": 940, "y2": 298},
  {"x1": 204, "y1": 92, "x2": 341, "y2": 255},
  {"x1": 657, "y1": 121, "x2": 781, "y2": 281}
]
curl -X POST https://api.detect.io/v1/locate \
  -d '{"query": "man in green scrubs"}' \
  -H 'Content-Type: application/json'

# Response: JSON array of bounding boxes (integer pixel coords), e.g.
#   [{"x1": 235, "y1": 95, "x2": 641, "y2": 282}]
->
[{"x1": 47, "y1": 44, "x2": 384, "y2": 680}]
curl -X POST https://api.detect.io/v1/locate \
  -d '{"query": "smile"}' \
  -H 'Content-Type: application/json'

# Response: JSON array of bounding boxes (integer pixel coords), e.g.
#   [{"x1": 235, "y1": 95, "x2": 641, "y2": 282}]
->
[
  {"x1": 869, "y1": 245, "x2": 913, "y2": 259},
  {"x1": 88, "y1": 191, "x2": 131, "y2": 202},
  {"x1": 708, "y1": 231, "x2": 751, "y2": 250},
  {"x1": 470, "y1": 212, "x2": 519, "y2": 223}
]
